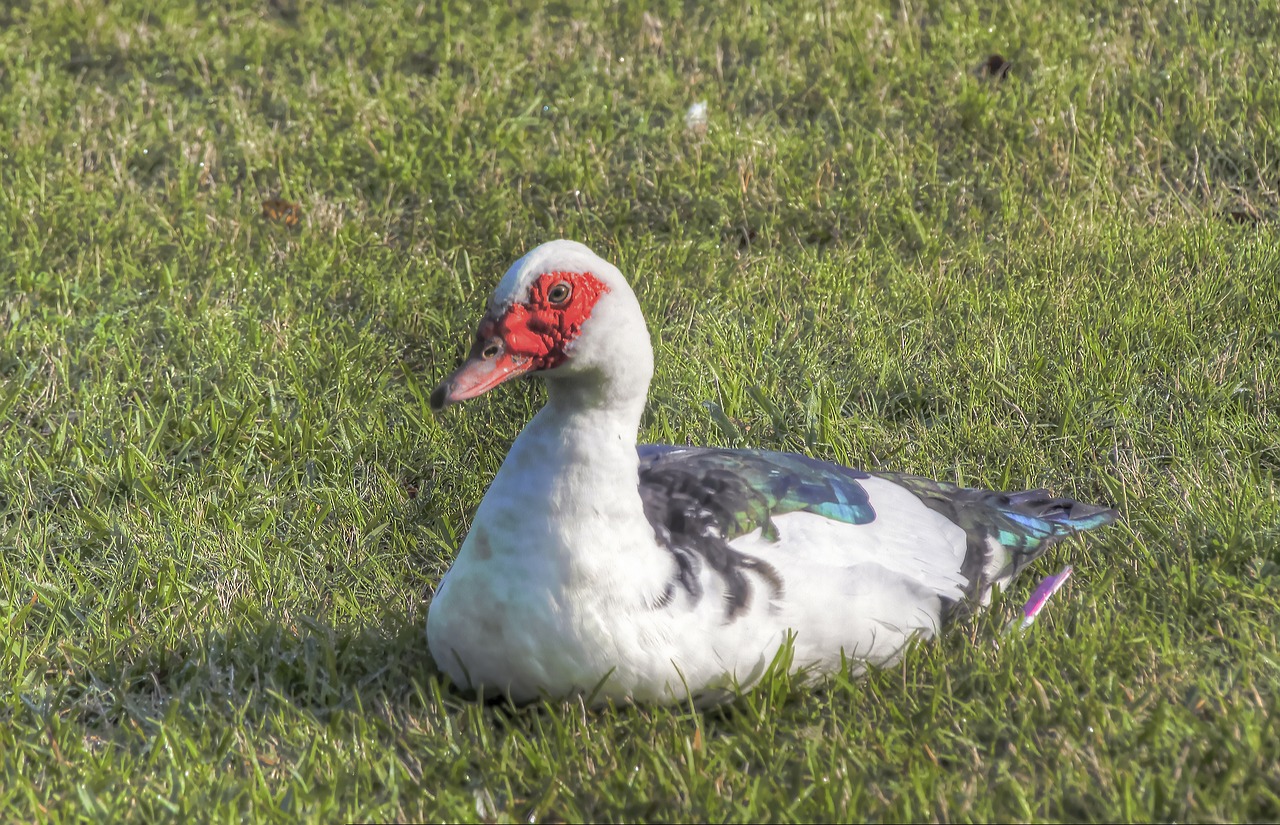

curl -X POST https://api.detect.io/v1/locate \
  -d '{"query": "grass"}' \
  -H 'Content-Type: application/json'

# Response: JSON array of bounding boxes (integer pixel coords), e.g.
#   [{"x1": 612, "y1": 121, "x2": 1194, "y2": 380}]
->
[{"x1": 1, "y1": 0, "x2": 1278, "y2": 820}]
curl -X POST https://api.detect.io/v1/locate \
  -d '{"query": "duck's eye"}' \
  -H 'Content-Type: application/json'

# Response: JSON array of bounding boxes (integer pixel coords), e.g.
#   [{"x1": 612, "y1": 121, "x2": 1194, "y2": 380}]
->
[{"x1": 547, "y1": 282, "x2": 572, "y2": 305}]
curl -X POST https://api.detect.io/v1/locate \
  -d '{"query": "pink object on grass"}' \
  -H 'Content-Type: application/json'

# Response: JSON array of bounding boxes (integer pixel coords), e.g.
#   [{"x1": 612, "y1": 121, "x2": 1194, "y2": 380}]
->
[{"x1": 1011, "y1": 565, "x2": 1073, "y2": 632}]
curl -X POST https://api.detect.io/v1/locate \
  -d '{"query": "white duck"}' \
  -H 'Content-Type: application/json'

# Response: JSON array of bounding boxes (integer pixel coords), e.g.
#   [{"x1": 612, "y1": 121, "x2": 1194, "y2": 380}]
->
[{"x1": 425, "y1": 240, "x2": 1115, "y2": 705}]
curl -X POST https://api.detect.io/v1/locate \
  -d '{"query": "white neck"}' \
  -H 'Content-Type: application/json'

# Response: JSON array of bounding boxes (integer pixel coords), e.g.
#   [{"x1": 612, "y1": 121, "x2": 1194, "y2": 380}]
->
[
  {"x1": 463, "y1": 294, "x2": 670, "y2": 601},
  {"x1": 543, "y1": 369, "x2": 648, "y2": 439}
]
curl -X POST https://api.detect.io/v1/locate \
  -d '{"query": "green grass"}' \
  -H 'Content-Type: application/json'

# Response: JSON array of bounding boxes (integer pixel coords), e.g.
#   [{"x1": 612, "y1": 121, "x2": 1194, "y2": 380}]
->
[{"x1": 1, "y1": 0, "x2": 1278, "y2": 820}]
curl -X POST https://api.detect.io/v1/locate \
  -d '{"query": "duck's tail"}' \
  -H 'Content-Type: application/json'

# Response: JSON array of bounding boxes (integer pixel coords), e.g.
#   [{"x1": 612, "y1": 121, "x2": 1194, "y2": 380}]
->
[{"x1": 876, "y1": 474, "x2": 1118, "y2": 622}]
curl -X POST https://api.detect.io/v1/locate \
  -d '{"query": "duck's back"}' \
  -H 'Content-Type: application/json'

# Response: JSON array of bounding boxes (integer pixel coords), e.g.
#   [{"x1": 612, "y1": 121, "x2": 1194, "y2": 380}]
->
[{"x1": 636, "y1": 445, "x2": 1116, "y2": 687}]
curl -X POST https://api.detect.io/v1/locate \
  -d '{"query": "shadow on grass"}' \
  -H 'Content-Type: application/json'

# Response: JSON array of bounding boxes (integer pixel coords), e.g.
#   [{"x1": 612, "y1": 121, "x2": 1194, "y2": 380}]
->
[
  {"x1": 32, "y1": 602, "x2": 804, "y2": 740},
  {"x1": 19, "y1": 570, "x2": 1117, "y2": 743},
  {"x1": 27, "y1": 607, "x2": 457, "y2": 736},
  {"x1": 46, "y1": 600, "x2": 995, "y2": 726}
]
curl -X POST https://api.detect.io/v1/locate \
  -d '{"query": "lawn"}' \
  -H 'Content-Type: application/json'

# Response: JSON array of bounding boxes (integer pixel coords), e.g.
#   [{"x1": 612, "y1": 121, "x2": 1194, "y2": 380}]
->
[{"x1": 1, "y1": 0, "x2": 1278, "y2": 820}]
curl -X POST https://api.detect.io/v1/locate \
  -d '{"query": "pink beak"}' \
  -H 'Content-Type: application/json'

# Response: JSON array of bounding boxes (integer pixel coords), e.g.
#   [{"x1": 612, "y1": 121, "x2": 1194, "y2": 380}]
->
[{"x1": 429, "y1": 332, "x2": 535, "y2": 411}]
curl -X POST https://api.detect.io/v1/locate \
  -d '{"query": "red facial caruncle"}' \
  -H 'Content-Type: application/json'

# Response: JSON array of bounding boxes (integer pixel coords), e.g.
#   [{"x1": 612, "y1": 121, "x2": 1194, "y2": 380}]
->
[
  {"x1": 430, "y1": 271, "x2": 610, "y2": 410},
  {"x1": 481, "y1": 272, "x2": 609, "y2": 370}
]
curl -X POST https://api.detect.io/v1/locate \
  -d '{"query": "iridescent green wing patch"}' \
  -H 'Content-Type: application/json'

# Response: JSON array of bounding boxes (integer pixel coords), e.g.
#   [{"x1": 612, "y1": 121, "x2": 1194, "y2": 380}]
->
[{"x1": 636, "y1": 445, "x2": 876, "y2": 619}]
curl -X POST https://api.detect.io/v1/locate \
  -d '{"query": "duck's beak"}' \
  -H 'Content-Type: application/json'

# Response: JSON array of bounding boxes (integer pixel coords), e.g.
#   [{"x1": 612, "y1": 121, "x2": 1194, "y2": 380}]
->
[{"x1": 429, "y1": 330, "x2": 535, "y2": 411}]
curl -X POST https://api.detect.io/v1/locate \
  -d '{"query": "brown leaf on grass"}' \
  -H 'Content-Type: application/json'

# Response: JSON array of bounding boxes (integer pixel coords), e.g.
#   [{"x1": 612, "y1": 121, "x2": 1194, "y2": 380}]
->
[
  {"x1": 1224, "y1": 207, "x2": 1262, "y2": 225},
  {"x1": 980, "y1": 53, "x2": 1011, "y2": 80},
  {"x1": 262, "y1": 197, "x2": 302, "y2": 228},
  {"x1": 723, "y1": 224, "x2": 757, "y2": 251}
]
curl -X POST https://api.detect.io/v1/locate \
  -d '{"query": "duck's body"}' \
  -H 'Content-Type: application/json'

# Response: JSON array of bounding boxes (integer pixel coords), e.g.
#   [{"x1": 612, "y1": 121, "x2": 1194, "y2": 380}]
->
[{"x1": 426, "y1": 240, "x2": 1115, "y2": 705}]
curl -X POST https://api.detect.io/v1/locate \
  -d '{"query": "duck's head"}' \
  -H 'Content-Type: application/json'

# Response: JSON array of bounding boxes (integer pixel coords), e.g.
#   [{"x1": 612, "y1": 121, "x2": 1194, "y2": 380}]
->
[{"x1": 430, "y1": 240, "x2": 653, "y2": 411}]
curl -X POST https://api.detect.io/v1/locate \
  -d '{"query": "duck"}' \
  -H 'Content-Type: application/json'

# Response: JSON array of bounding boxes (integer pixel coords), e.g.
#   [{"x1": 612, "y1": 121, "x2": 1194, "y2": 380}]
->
[{"x1": 425, "y1": 239, "x2": 1116, "y2": 706}]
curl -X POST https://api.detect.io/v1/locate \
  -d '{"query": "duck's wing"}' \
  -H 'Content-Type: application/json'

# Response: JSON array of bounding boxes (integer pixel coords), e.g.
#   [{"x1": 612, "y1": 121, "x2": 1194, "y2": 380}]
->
[{"x1": 635, "y1": 445, "x2": 1116, "y2": 622}]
